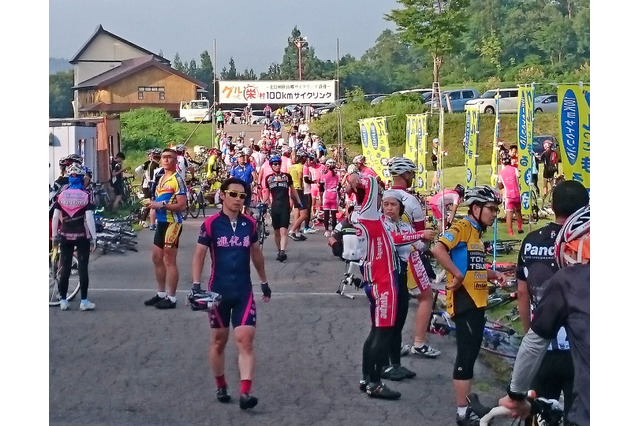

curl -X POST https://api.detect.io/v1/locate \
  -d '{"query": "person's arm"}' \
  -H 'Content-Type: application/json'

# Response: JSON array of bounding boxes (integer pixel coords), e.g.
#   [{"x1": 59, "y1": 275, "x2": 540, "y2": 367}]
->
[
  {"x1": 51, "y1": 209, "x2": 61, "y2": 241},
  {"x1": 431, "y1": 241, "x2": 464, "y2": 291},
  {"x1": 390, "y1": 229, "x2": 437, "y2": 246},
  {"x1": 250, "y1": 242, "x2": 270, "y2": 302},
  {"x1": 191, "y1": 243, "x2": 209, "y2": 284},
  {"x1": 517, "y1": 280, "x2": 532, "y2": 332},
  {"x1": 487, "y1": 268, "x2": 507, "y2": 285},
  {"x1": 85, "y1": 210, "x2": 97, "y2": 252}
]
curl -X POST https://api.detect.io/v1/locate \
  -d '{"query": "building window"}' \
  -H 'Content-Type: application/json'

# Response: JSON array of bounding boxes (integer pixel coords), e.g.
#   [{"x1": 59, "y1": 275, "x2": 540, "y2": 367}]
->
[
  {"x1": 137, "y1": 86, "x2": 165, "y2": 101},
  {"x1": 159, "y1": 91, "x2": 165, "y2": 100},
  {"x1": 138, "y1": 91, "x2": 144, "y2": 100}
]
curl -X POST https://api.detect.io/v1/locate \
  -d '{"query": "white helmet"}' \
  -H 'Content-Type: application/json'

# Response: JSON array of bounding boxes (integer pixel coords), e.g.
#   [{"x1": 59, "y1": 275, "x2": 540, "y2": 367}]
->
[
  {"x1": 388, "y1": 157, "x2": 417, "y2": 176},
  {"x1": 352, "y1": 155, "x2": 366, "y2": 165},
  {"x1": 347, "y1": 164, "x2": 359, "y2": 175},
  {"x1": 326, "y1": 159, "x2": 337, "y2": 168},
  {"x1": 463, "y1": 185, "x2": 503, "y2": 206},
  {"x1": 65, "y1": 163, "x2": 85, "y2": 176},
  {"x1": 249, "y1": 137, "x2": 255, "y2": 142},
  {"x1": 242, "y1": 147, "x2": 252, "y2": 155},
  {"x1": 432, "y1": 138, "x2": 439, "y2": 145}
]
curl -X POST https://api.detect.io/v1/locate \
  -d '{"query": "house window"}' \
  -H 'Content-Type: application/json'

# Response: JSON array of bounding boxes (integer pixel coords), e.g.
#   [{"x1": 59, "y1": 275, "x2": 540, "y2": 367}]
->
[
  {"x1": 138, "y1": 91, "x2": 144, "y2": 100},
  {"x1": 159, "y1": 91, "x2": 165, "y2": 100},
  {"x1": 137, "y1": 86, "x2": 165, "y2": 100}
]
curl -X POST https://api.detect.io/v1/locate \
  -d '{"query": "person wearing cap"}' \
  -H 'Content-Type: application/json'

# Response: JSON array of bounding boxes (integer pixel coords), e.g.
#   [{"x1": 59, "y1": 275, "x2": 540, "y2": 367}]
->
[
  {"x1": 230, "y1": 151, "x2": 258, "y2": 212},
  {"x1": 51, "y1": 163, "x2": 98, "y2": 311}
]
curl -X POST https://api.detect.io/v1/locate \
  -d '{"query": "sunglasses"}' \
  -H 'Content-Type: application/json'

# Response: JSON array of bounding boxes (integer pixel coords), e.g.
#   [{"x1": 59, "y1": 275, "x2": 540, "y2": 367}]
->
[
  {"x1": 224, "y1": 190, "x2": 247, "y2": 200},
  {"x1": 484, "y1": 205, "x2": 500, "y2": 213},
  {"x1": 271, "y1": 163, "x2": 281, "y2": 166}
]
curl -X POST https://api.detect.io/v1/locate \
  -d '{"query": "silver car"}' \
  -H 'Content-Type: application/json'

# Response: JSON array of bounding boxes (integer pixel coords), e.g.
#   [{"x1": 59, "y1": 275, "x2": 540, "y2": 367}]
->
[{"x1": 534, "y1": 94, "x2": 558, "y2": 113}]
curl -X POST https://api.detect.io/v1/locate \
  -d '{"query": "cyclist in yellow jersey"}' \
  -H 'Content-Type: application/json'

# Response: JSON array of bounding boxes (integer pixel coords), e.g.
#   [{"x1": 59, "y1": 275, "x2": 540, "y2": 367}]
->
[
  {"x1": 430, "y1": 185, "x2": 507, "y2": 425},
  {"x1": 145, "y1": 148, "x2": 187, "y2": 310},
  {"x1": 288, "y1": 151, "x2": 309, "y2": 241}
]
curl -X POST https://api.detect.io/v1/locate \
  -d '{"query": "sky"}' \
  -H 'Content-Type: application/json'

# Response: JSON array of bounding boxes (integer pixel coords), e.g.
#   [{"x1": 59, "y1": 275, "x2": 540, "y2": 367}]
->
[{"x1": 49, "y1": 0, "x2": 399, "y2": 73}]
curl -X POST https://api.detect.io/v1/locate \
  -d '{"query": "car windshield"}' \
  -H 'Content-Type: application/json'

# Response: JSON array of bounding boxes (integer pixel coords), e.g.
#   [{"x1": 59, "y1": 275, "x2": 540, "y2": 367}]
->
[
  {"x1": 422, "y1": 93, "x2": 433, "y2": 102},
  {"x1": 481, "y1": 91, "x2": 496, "y2": 99}
]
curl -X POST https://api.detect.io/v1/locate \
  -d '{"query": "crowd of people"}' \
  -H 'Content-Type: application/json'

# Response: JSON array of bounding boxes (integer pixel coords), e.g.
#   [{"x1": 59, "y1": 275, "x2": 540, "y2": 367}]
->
[{"x1": 50, "y1": 109, "x2": 588, "y2": 423}]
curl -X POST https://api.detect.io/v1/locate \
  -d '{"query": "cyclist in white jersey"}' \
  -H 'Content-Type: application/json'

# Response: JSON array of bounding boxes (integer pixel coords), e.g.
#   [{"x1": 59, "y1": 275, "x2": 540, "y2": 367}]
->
[{"x1": 387, "y1": 157, "x2": 441, "y2": 359}]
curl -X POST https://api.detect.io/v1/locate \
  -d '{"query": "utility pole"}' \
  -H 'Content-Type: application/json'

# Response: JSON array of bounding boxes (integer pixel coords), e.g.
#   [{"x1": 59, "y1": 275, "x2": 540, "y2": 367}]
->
[{"x1": 294, "y1": 36, "x2": 308, "y2": 80}]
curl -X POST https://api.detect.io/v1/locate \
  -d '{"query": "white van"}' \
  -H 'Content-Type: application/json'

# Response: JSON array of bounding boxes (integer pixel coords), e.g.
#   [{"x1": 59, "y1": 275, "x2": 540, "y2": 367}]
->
[{"x1": 465, "y1": 88, "x2": 520, "y2": 114}]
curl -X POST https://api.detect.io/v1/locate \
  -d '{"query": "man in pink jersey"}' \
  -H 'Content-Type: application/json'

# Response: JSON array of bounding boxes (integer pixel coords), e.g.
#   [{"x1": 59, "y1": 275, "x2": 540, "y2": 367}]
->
[
  {"x1": 307, "y1": 154, "x2": 324, "y2": 227},
  {"x1": 497, "y1": 157, "x2": 523, "y2": 235},
  {"x1": 429, "y1": 184, "x2": 466, "y2": 232}
]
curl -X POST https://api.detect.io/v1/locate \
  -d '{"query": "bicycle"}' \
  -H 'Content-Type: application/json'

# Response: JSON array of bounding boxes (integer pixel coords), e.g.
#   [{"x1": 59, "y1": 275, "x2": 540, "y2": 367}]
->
[
  {"x1": 484, "y1": 239, "x2": 521, "y2": 256},
  {"x1": 185, "y1": 180, "x2": 208, "y2": 219},
  {"x1": 251, "y1": 202, "x2": 269, "y2": 249},
  {"x1": 49, "y1": 244, "x2": 80, "y2": 306},
  {"x1": 429, "y1": 289, "x2": 522, "y2": 359},
  {"x1": 466, "y1": 392, "x2": 564, "y2": 426}
]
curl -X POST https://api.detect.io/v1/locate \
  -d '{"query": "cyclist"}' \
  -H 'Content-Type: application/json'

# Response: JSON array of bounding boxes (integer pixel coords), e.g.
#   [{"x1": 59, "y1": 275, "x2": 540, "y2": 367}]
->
[
  {"x1": 319, "y1": 159, "x2": 341, "y2": 237},
  {"x1": 429, "y1": 184, "x2": 466, "y2": 232},
  {"x1": 144, "y1": 148, "x2": 187, "y2": 310},
  {"x1": 264, "y1": 155, "x2": 303, "y2": 262},
  {"x1": 51, "y1": 163, "x2": 97, "y2": 311},
  {"x1": 346, "y1": 173, "x2": 402, "y2": 400},
  {"x1": 497, "y1": 155, "x2": 523, "y2": 235},
  {"x1": 352, "y1": 155, "x2": 379, "y2": 181},
  {"x1": 191, "y1": 177, "x2": 271, "y2": 410},
  {"x1": 387, "y1": 157, "x2": 441, "y2": 361},
  {"x1": 499, "y1": 204, "x2": 590, "y2": 426},
  {"x1": 280, "y1": 146, "x2": 293, "y2": 173},
  {"x1": 302, "y1": 154, "x2": 318, "y2": 234},
  {"x1": 510, "y1": 180, "x2": 589, "y2": 424},
  {"x1": 381, "y1": 190, "x2": 437, "y2": 382},
  {"x1": 288, "y1": 150, "x2": 309, "y2": 241},
  {"x1": 429, "y1": 185, "x2": 507, "y2": 426},
  {"x1": 175, "y1": 144, "x2": 194, "y2": 183},
  {"x1": 306, "y1": 154, "x2": 324, "y2": 225},
  {"x1": 230, "y1": 151, "x2": 258, "y2": 211},
  {"x1": 541, "y1": 139, "x2": 559, "y2": 201},
  {"x1": 206, "y1": 149, "x2": 222, "y2": 183},
  {"x1": 110, "y1": 152, "x2": 127, "y2": 211},
  {"x1": 141, "y1": 149, "x2": 161, "y2": 200}
]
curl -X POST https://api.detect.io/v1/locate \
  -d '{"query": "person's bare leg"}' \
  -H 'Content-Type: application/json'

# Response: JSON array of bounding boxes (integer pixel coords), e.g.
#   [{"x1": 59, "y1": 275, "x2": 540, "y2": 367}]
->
[
  {"x1": 279, "y1": 228, "x2": 288, "y2": 251},
  {"x1": 506, "y1": 210, "x2": 514, "y2": 234},
  {"x1": 235, "y1": 326, "x2": 256, "y2": 381},
  {"x1": 210, "y1": 328, "x2": 230, "y2": 377},
  {"x1": 151, "y1": 246, "x2": 166, "y2": 292},
  {"x1": 454, "y1": 379, "x2": 472, "y2": 407},
  {"x1": 163, "y1": 247, "x2": 179, "y2": 297},
  {"x1": 274, "y1": 230, "x2": 281, "y2": 250},
  {"x1": 413, "y1": 290, "x2": 433, "y2": 347}
]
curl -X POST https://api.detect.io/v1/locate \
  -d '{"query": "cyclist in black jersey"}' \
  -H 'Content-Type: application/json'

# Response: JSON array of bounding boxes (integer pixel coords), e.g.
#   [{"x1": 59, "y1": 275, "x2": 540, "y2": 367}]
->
[
  {"x1": 500, "y1": 204, "x2": 590, "y2": 426},
  {"x1": 515, "y1": 180, "x2": 589, "y2": 425},
  {"x1": 263, "y1": 155, "x2": 303, "y2": 262}
]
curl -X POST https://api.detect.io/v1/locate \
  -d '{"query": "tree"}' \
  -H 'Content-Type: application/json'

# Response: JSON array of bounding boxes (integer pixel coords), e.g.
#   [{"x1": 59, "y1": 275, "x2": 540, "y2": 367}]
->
[
  {"x1": 260, "y1": 62, "x2": 281, "y2": 80},
  {"x1": 49, "y1": 70, "x2": 74, "y2": 118},
  {"x1": 187, "y1": 59, "x2": 197, "y2": 78},
  {"x1": 220, "y1": 57, "x2": 238, "y2": 80},
  {"x1": 198, "y1": 50, "x2": 214, "y2": 96},
  {"x1": 386, "y1": 0, "x2": 470, "y2": 107},
  {"x1": 173, "y1": 53, "x2": 185, "y2": 73}
]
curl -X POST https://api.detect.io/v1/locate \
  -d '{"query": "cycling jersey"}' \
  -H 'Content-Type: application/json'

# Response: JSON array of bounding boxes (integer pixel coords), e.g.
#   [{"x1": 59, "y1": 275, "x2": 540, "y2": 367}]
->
[
  {"x1": 206, "y1": 156, "x2": 220, "y2": 180},
  {"x1": 352, "y1": 176, "x2": 400, "y2": 327},
  {"x1": 198, "y1": 212, "x2": 258, "y2": 296},
  {"x1": 230, "y1": 163, "x2": 255, "y2": 186},
  {"x1": 289, "y1": 163, "x2": 303, "y2": 190},
  {"x1": 360, "y1": 167, "x2": 378, "y2": 179},
  {"x1": 320, "y1": 171, "x2": 340, "y2": 210},
  {"x1": 177, "y1": 155, "x2": 189, "y2": 179},
  {"x1": 154, "y1": 171, "x2": 187, "y2": 223},
  {"x1": 389, "y1": 186, "x2": 426, "y2": 231},
  {"x1": 516, "y1": 223, "x2": 569, "y2": 351},
  {"x1": 53, "y1": 187, "x2": 95, "y2": 240},
  {"x1": 428, "y1": 190, "x2": 460, "y2": 220},
  {"x1": 265, "y1": 172, "x2": 293, "y2": 208},
  {"x1": 498, "y1": 165, "x2": 520, "y2": 200},
  {"x1": 438, "y1": 217, "x2": 488, "y2": 317},
  {"x1": 281, "y1": 156, "x2": 292, "y2": 174}
]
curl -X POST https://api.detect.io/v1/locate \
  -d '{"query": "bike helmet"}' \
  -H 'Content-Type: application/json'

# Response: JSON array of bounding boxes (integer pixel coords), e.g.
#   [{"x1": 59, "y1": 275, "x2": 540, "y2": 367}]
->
[
  {"x1": 382, "y1": 190, "x2": 405, "y2": 215},
  {"x1": 65, "y1": 163, "x2": 85, "y2": 176},
  {"x1": 555, "y1": 205, "x2": 590, "y2": 269},
  {"x1": 347, "y1": 164, "x2": 359, "y2": 175},
  {"x1": 352, "y1": 155, "x2": 366, "y2": 165},
  {"x1": 269, "y1": 155, "x2": 282, "y2": 165},
  {"x1": 242, "y1": 147, "x2": 252, "y2": 156},
  {"x1": 67, "y1": 154, "x2": 83, "y2": 163},
  {"x1": 388, "y1": 156, "x2": 417, "y2": 176},
  {"x1": 282, "y1": 146, "x2": 292, "y2": 154},
  {"x1": 307, "y1": 153, "x2": 316, "y2": 161},
  {"x1": 296, "y1": 150, "x2": 307, "y2": 160},
  {"x1": 326, "y1": 159, "x2": 337, "y2": 168},
  {"x1": 59, "y1": 157, "x2": 72, "y2": 167},
  {"x1": 454, "y1": 184, "x2": 465, "y2": 198},
  {"x1": 463, "y1": 185, "x2": 502, "y2": 206},
  {"x1": 432, "y1": 138, "x2": 439, "y2": 145},
  {"x1": 175, "y1": 144, "x2": 186, "y2": 153}
]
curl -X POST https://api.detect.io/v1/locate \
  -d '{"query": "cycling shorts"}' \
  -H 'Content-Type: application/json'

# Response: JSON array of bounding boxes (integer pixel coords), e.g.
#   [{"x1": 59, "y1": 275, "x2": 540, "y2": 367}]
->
[
  {"x1": 153, "y1": 222, "x2": 183, "y2": 249},
  {"x1": 112, "y1": 180, "x2": 125, "y2": 196},
  {"x1": 311, "y1": 184, "x2": 320, "y2": 199},
  {"x1": 505, "y1": 198, "x2": 521, "y2": 212},
  {"x1": 208, "y1": 291, "x2": 257, "y2": 328},
  {"x1": 363, "y1": 272, "x2": 399, "y2": 328},
  {"x1": 453, "y1": 308, "x2": 486, "y2": 380},
  {"x1": 322, "y1": 191, "x2": 338, "y2": 211},
  {"x1": 271, "y1": 205, "x2": 291, "y2": 229},
  {"x1": 406, "y1": 250, "x2": 433, "y2": 296}
]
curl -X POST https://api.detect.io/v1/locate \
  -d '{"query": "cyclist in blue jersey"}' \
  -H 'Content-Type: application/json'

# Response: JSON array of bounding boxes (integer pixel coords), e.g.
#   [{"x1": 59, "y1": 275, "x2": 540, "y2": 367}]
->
[
  {"x1": 144, "y1": 148, "x2": 187, "y2": 310},
  {"x1": 229, "y1": 152, "x2": 258, "y2": 211},
  {"x1": 191, "y1": 177, "x2": 271, "y2": 410}
]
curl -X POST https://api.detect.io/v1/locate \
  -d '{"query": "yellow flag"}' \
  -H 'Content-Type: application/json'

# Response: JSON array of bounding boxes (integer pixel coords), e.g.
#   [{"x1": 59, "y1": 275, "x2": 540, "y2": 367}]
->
[
  {"x1": 557, "y1": 84, "x2": 590, "y2": 190},
  {"x1": 516, "y1": 86, "x2": 535, "y2": 215}
]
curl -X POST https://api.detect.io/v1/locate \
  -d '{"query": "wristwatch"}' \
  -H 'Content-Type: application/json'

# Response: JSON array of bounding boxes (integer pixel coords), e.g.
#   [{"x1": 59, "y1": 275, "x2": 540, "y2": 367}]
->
[{"x1": 507, "y1": 387, "x2": 527, "y2": 401}]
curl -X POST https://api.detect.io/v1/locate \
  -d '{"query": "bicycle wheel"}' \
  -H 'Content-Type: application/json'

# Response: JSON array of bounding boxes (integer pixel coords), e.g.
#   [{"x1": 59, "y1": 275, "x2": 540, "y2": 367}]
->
[
  {"x1": 258, "y1": 218, "x2": 266, "y2": 249},
  {"x1": 49, "y1": 251, "x2": 80, "y2": 305},
  {"x1": 481, "y1": 320, "x2": 521, "y2": 359},
  {"x1": 189, "y1": 192, "x2": 201, "y2": 218}
]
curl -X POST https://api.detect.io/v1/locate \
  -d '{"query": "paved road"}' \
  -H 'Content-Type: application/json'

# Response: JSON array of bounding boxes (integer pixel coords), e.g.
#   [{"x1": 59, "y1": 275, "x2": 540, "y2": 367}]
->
[{"x1": 50, "y1": 142, "x2": 510, "y2": 426}]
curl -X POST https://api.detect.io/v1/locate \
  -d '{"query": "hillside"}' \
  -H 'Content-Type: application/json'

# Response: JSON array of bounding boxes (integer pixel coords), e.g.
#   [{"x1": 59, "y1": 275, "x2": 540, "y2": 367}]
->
[{"x1": 50, "y1": 57, "x2": 72, "y2": 74}]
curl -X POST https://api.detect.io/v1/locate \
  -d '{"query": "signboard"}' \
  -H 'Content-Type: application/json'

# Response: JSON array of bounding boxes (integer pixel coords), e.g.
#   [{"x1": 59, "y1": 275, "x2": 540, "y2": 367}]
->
[
  {"x1": 557, "y1": 84, "x2": 590, "y2": 190},
  {"x1": 217, "y1": 80, "x2": 337, "y2": 104}
]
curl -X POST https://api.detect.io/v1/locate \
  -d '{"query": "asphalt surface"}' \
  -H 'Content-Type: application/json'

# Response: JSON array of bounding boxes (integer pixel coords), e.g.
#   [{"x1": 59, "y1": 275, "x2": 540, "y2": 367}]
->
[{"x1": 50, "y1": 123, "x2": 509, "y2": 425}]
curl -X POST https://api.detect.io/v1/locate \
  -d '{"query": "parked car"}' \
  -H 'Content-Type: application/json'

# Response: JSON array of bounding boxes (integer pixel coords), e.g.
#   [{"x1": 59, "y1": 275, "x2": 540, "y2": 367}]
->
[
  {"x1": 465, "y1": 88, "x2": 519, "y2": 114},
  {"x1": 392, "y1": 88, "x2": 433, "y2": 97},
  {"x1": 316, "y1": 98, "x2": 347, "y2": 115},
  {"x1": 532, "y1": 135, "x2": 561, "y2": 163},
  {"x1": 370, "y1": 95, "x2": 388, "y2": 105},
  {"x1": 425, "y1": 89, "x2": 480, "y2": 112},
  {"x1": 534, "y1": 94, "x2": 558, "y2": 113}
]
